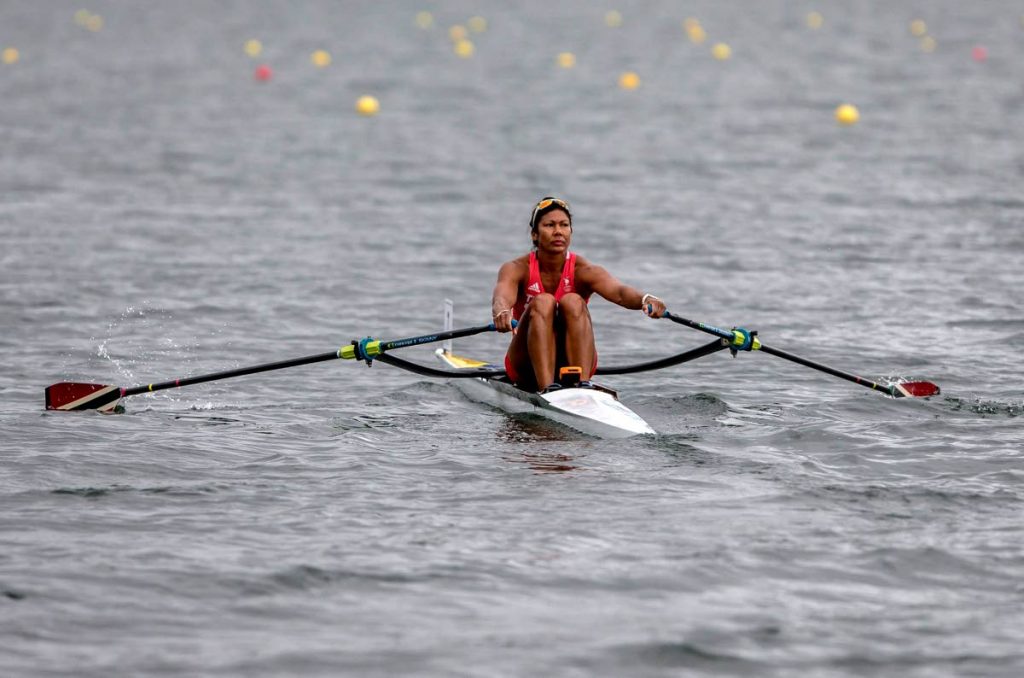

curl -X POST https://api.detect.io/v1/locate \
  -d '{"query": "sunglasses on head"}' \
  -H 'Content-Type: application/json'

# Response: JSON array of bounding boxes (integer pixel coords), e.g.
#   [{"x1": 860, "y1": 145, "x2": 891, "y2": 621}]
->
[
  {"x1": 535, "y1": 197, "x2": 569, "y2": 212},
  {"x1": 530, "y1": 198, "x2": 571, "y2": 227}
]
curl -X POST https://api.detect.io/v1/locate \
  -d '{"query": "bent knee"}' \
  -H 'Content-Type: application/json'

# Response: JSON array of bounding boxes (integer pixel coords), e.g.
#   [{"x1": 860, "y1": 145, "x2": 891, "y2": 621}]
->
[
  {"x1": 558, "y1": 293, "x2": 589, "y2": 319},
  {"x1": 528, "y1": 294, "x2": 557, "y2": 317}
]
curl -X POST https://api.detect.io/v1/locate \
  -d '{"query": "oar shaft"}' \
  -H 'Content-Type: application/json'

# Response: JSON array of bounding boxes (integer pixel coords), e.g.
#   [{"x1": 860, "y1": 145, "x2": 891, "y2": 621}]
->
[
  {"x1": 121, "y1": 351, "x2": 341, "y2": 397},
  {"x1": 758, "y1": 345, "x2": 896, "y2": 396},
  {"x1": 663, "y1": 312, "x2": 734, "y2": 341},
  {"x1": 665, "y1": 311, "x2": 899, "y2": 397},
  {"x1": 124, "y1": 323, "x2": 497, "y2": 398},
  {"x1": 663, "y1": 311, "x2": 761, "y2": 352},
  {"x1": 338, "y1": 324, "x2": 496, "y2": 360},
  {"x1": 382, "y1": 324, "x2": 496, "y2": 352}
]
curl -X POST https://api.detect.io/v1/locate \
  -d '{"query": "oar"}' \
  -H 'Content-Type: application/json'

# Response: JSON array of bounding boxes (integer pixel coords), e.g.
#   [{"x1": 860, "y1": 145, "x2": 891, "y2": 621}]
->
[
  {"x1": 662, "y1": 312, "x2": 940, "y2": 398},
  {"x1": 45, "y1": 323, "x2": 498, "y2": 412}
]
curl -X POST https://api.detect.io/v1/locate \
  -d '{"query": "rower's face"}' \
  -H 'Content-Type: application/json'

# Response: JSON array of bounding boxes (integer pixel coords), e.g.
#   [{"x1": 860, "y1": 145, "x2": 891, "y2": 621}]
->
[{"x1": 533, "y1": 209, "x2": 572, "y2": 251}]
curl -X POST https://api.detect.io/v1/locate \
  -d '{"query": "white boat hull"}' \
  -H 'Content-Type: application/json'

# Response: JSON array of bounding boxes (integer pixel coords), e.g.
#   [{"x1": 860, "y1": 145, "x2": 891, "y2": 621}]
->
[{"x1": 436, "y1": 349, "x2": 654, "y2": 438}]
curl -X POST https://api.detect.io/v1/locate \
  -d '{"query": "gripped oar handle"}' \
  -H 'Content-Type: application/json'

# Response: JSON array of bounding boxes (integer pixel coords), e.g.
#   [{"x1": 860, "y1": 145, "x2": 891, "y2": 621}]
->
[{"x1": 662, "y1": 311, "x2": 938, "y2": 398}]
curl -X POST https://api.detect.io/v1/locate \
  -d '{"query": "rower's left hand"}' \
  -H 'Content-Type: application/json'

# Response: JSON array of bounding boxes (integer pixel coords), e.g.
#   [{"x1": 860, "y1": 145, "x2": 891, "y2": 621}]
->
[{"x1": 642, "y1": 295, "x2": 666, "y2": 318}]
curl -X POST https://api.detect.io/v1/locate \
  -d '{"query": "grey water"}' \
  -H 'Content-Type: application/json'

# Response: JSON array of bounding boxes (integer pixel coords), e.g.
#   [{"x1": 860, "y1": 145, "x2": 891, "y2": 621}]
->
[{"x1": 2, "y1": 1, "x2": 1023, "y2": 676}]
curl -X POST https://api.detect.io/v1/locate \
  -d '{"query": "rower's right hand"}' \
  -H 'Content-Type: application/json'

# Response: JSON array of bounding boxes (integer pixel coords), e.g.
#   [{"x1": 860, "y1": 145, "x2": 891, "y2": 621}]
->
[{"x1": 493, "y1": 310, "x2": 515, "y2": 333}]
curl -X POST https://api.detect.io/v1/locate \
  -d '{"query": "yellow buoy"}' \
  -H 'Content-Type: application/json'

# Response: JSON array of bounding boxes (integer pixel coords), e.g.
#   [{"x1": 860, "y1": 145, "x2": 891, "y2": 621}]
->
[
  {"x1": 244, "y1": 39, "x2": 263, "y2": 58},
  {"x1": 605, "y1": 10, "x2": 623, "y2": 28},
  {"x1": 920, "y1": 35, "x2": 936, "y2": 53},
  {"x1": 467, "y1": 16, "x2": 487, "y2": 33},
  {"x1": 85, "y1": 13, "x2": 103, "y2": 31},
  {"x1": 711, "y1": 42, "x2": 731, "y2": 60},
  {"x1": 835, "y1": 103, "x2": 859, "y2": 126},
  {"x1": 910, "y1": 19, "x2": 927, "y2": 37},
  {"x1": 687, "y1": 24, "x2": 707, "y2": 44},
  {"x1": 415, "y1": 11, "x2": 434, "y2": 29},
  {"x1": 355, "y1": 95, "x2": 380, "y2": 117},
  {"x1": 619, "y1": 71, "x2": 640, "y2": 90},
  {"x1": 806, "y1": 12, "x2": 824, "y2": 30},
  {"x1": 449, "y1": 24, "x2": 468, "y2": 42},
  {"x1": 74, "y1": 9, "x2": 91, "y2": 26},
  {"x1": 556, "y1": 52, "x2": 576, "y2": 69},
  {"x1": 2, "y1": 47, "x2": 19, "y2": 65},
  {"x1": 311, "y1": 49, "x2": 331, "y2": 67},
  {"x1": 454, "y1": 39, "x2": 474, "y2": 58}
]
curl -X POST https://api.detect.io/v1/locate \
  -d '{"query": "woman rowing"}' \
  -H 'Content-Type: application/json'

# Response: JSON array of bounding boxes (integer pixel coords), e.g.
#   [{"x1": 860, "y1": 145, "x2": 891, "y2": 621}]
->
[{"x1": 491, "y1": 197, "x2": 666, "y2": 394}]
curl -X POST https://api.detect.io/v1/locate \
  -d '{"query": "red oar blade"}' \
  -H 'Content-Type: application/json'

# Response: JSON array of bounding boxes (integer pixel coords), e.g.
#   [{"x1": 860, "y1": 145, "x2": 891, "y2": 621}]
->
[
  {"x1": 45, "y1": 382, "x2": 123, "y2": 412},
  {"x1": 893, "y1": 381, "x2": 941, "y2": 398}
]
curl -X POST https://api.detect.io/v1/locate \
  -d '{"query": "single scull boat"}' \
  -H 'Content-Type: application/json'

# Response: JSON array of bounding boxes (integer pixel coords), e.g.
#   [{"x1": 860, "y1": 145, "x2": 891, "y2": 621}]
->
[
  {"x1": 434, "y1": 348, "x2": 655, "y2": 438},
  {"x1": 43, "y1": 301, "x2": 940, "y2": 432},
  {"x1": 435, "y1": 299, "x2": 654, "y2": 437}
]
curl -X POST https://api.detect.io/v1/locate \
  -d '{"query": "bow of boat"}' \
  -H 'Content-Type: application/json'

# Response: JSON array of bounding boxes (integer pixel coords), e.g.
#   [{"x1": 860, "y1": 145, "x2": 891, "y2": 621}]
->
[{"x1": 435, "y1": 348, "x2": 654, "y2": 438}]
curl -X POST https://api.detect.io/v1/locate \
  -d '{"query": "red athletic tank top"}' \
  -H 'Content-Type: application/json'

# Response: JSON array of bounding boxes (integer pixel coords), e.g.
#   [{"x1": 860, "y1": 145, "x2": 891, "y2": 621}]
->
[{"x1": 511, "y1": 251, "x2": 589, "y2": 321}]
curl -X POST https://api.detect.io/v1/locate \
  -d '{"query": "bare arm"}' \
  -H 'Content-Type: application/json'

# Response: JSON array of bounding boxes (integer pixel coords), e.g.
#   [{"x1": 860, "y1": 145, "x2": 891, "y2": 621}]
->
[
  {"x1": 579, "y1": 260, "x2": 667, "y2": 318},
  {"x1": 491, "y1": 260, "x2": 522, "y2": 332}
]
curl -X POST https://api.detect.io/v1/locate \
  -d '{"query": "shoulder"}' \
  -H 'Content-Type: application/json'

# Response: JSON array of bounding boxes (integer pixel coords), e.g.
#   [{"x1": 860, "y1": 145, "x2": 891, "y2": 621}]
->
[
  {"x1": 573, "y1": 254, "x2": 609, "y2": 280},
  {"x1": 497, "y1": 254, "x2": 530, "y2": 279}
]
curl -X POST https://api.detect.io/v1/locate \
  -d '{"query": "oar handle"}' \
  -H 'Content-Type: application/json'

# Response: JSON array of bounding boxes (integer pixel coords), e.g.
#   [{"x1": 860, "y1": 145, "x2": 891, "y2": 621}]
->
[
  {"x1": 662, "y1": 312, "x2": 760, "y2": 351},
  {"x1": 338, "y1": 323, "x2": 496, "y2": 361}
]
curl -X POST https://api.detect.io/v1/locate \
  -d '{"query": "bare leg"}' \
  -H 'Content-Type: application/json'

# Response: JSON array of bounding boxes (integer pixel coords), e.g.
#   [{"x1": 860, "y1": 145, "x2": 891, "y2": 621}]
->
[
  {"x1": 558, "y1": 293, "x2": 596, "y2": 379},
  {"x1": 527, "y1": 294, "x2": 558, "y2": 388},
  {"x1": 505, "y1": 294, "x2": 558, "y2": 390}
]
